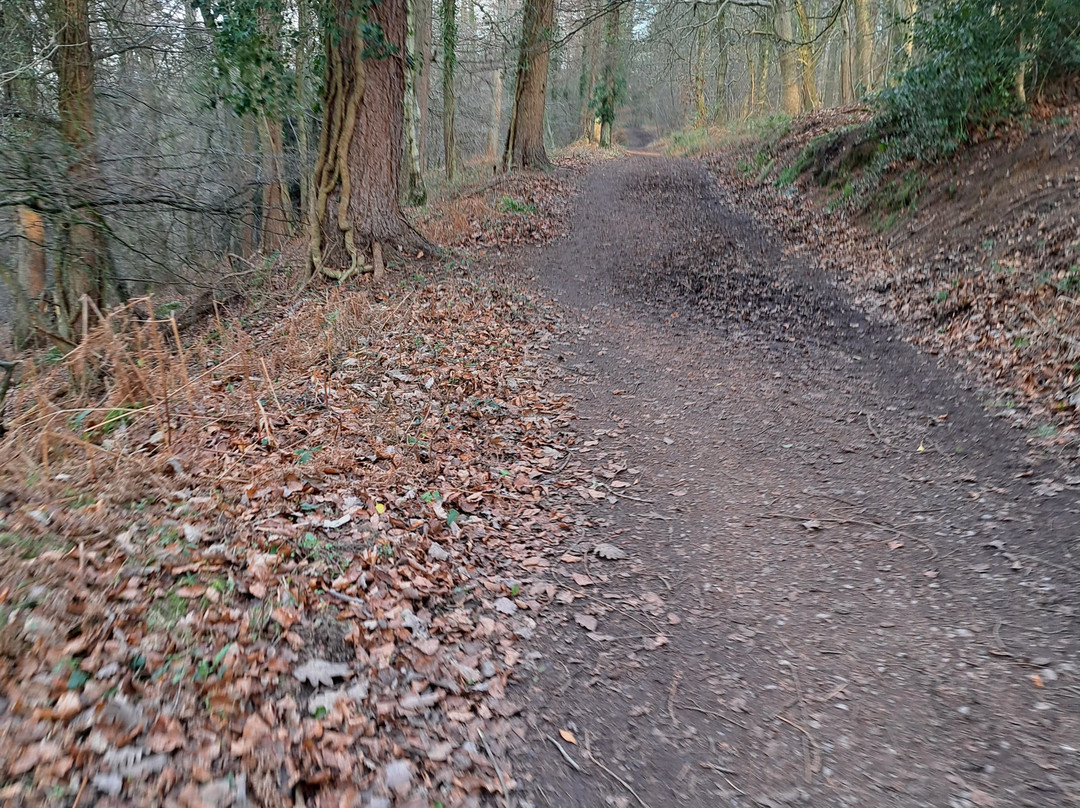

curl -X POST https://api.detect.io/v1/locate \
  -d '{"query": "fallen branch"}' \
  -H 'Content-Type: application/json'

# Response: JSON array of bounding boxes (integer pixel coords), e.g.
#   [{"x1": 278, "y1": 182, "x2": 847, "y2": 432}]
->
[{"x1": 546, "y1": 736, "x2": 582, "y2": 772}]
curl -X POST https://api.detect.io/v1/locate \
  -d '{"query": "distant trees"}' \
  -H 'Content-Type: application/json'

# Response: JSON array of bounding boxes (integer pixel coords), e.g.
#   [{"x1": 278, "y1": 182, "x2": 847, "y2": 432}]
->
[{"x1": 2, "y1": 0, "x2": 1077, "y2": 350}]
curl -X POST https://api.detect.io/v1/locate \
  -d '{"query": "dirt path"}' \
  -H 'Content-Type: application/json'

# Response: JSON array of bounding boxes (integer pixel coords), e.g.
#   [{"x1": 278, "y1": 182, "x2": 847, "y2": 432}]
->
[{"x1": 502, "y1": 155, "x2": 1080, "y2": 807}]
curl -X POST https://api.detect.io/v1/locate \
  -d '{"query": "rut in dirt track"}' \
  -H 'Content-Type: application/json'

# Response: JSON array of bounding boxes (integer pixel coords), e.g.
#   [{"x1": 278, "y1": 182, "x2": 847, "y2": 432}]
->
[{"x1": 505, "y1": 154, "x2": 1080, "y2": 808}]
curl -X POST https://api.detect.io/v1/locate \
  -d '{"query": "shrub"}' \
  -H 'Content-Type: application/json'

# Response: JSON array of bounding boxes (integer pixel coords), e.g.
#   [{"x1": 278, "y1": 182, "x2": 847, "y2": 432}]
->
[{"x1": 875, "y1": 0, "x2": 1080, "y2": 163}]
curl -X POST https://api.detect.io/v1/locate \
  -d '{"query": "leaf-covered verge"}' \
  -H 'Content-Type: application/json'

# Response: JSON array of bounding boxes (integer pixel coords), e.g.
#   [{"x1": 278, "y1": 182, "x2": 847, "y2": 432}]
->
[
  {"x1": 707, "y1": 104, "x2": 1080, "y2": 443},
  {"x1": 0, "y1": 167, "x2": 585, "y2": 806}
]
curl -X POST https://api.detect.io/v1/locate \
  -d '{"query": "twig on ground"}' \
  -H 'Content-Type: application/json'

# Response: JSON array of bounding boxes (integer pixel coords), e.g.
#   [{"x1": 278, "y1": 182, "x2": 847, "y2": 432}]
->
[
  {"x1": 676, "y1": 700, "x2": 749, "y2": 730},
  {"x1": 865, "y1": 412, "x2": 882, "y2": 442},
  {"x1": 478, "y1": 729, "x2": 512, "y2": 808},
  {"x1": 599, "y1": 483, "x2": 655, "y2": 504},
  {"x1": 583, "y1": 747, "x2": 653, "y2": 808},
  {"x1": 546, "y1": 736, "x2": 582, "y2": 772},
  {"x1": 322, "y1": 588, "x2": 367, "y2": 607},
  {"x1": 759, "y1": 512, "x2": 937, "y2": 559}
]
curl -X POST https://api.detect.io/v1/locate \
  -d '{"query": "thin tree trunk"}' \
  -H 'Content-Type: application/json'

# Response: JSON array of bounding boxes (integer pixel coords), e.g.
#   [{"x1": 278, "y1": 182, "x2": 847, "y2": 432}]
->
[
  {"x1": 309, "y1": 0, "x2": 426, "y2": 279},
  {"x1": 502, "y1": 0, "x2": 554, "y2": 170},
  {"x1": 241, "y1": 117, "x2": 257, "y2": 257},
  {"x1": 416, "y1": 0, "x2": 432, "y2": 166},
  {"x1": 405, "y1": 0, "x2": 428, "y2": 203},
  {"x1": 487, "y1": 63, "x2": 504, "y2": 160},
  {"x1": 48, "y1": 0, "x2": 113, "y2": 337},
  {"x1": 714, "y1": 10, "x2": 728, "y2": 123},
  {"x1": 693, "y1": 8, "x2": 708, "y2": 127},
  {"x1": 598, "y1": 0, "x2": 620, "y2": 146},
  {"x1": 440, "y1": 0, "x2": 458, "y2": 181},
  {"x1": 296, "y1": 0, "x2": 312, "y2": 220}
]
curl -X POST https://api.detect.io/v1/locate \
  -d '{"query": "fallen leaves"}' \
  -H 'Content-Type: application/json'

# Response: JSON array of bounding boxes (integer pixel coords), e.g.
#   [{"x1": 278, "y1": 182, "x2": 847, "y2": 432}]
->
[{"x1": 0, "y1": 264, "x2": 586, "y2": 805}]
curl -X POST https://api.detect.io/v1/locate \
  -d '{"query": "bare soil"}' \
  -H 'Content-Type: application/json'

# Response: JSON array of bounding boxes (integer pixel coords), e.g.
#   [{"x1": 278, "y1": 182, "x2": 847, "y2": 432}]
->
[{"x1": 498, "y1": 148, "x2": 1080, "y2": 807}]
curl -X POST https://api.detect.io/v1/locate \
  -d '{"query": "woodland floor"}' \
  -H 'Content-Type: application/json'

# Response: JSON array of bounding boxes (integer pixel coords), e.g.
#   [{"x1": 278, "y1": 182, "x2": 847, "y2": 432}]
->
[
  {"x1": 498, "y1": 140, "x2": 1080, "y2": 807},
  {"x1": 2, "y1": 135, "x2": 1079, "y2": 808}
]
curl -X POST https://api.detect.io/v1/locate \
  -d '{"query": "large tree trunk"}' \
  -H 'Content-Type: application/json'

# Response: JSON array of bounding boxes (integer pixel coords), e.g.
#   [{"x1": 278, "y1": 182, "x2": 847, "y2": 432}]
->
[
  {"x1": 774, "y1": 0, "x2": 802, "y2": 115},
  {"x1": 440, "y1": 0, "x2": 458, "y2": 181},
  {"x1": 853, "y1": 0, "x2": 873, "y2": 97},
  {"x1": 259, "y1": 115, "x2": 294, "y2": 251},
  {"x1": 48, "y1": 0, "x2": 113, "y2": 337},
  {"x1": 6, "y1": 208, "x2": 47, "y2": 348},
  {"x1": 308, "y1": 0, "x2": 424, "y2": 280},
  {"x1": 793, "y1": 0, "x2": 821, "y2": 111},
  {"x1": 502, "y1": 0, "x2": 554, "y2": 170},
  {"x1": 404, "y1": 0, "x2": 428, "y2": 204}
]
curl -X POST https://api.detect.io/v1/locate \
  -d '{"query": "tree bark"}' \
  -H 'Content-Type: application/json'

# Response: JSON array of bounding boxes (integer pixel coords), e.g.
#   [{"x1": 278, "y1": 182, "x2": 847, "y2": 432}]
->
[
  {"x1": 416, "y1": 0, "x2": 433, "y2": 167},
  {"x1": 259, "y1": 114, "x2": 294, "y2": 251},
  {"x1": 597, "y1": 0, "x2": 620, "y2": 146},
  {"x1": 308, "y1": 0, "x2": 424, "y2": 280},
  {"x1": 502, "y1": 0, "x2": 554, "y2": 170},
  {"x1": 693, "y1": 8, "x2": 708, "y2": 127},
  {"x1": 792, "y1": 0, "x2": 820, "y2": 111},
  {"x1": 440, "y1": 0, "x2": 458, "y2": 181},
  {"x1": 48, "y1": 0, "x2": 113, "y2": 336},
  {"x1": 853, "y1": 0, "x2": 873, "y2": 97},
  {"x1": 405, "y1": 0, "x2": 428, "y2": 204},
  {"x1": 774, "y1": 0, "x2": 802, "y2": 115},
  {"x1": 8, "y1": 208, "x2": 47, "y2": 348},
  {"x1": 714, "y1": 10, "x2": 729, "y2": 123}
]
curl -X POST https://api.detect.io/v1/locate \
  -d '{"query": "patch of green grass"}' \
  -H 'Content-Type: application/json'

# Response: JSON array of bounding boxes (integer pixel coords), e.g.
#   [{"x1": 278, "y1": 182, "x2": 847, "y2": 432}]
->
[
  {"x1": 147, "y1": 591, "x2": 189, "y2": 632},
  {"x1": 0, "y1": 531, "x2": 73, "y2": 560},
  {"x1": 498, "y1": 196, "x2": 537, "y2": 215}
]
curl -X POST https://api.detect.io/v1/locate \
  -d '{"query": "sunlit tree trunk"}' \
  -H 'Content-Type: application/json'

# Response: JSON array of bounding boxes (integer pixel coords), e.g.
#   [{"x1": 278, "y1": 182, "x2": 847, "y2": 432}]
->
[
  {"x1": 440, "y1": 0, "x2": 458, "y2": 180},
  {"x1": 308, "y1": 0, "x2": 425, "y2": 280},
  {"x1": 502, "y1": 0, "x2": 554, "y2": 170},
  {"x1": 853, "y1": 0, "x2": 873, "y2": 96},
  {"x1": 793, "y1": 0, "x2": 820, "y2": 111},
  {"x1": 774, "y1": 0, "x2": 802, "y2": 115},
  {"x1": 48, "y1": 0, "x2": 114, "y2": 336},
  {"x1": 5, "y1": 208, "x2": 48, "y2": 348}
]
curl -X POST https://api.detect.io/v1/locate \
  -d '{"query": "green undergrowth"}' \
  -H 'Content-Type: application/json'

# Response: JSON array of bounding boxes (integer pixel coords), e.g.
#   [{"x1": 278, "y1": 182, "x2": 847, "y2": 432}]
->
[{"x1": 665, "y1": 114, "x2": 793, "y2": 157}]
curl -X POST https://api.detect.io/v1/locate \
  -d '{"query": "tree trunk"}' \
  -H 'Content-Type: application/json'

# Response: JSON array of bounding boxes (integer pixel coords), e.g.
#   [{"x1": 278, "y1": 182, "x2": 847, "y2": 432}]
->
[
  {"x1": 793, "y1": 0, "x2": 820, "y2": 111},
  {"x1": 580, "y1": 0, "x2": 602, "y2": 141},
  {"x1": 597, "y1": 0, "x2": 620, "y2": 145},
  {"x1": 440, "y1": 0, "x2": 458, "y2": 181},
  {"x1": 7, "y1": 207, "x2": 47, "y2": 348},
  {"x1": 405, "y1": 0, "x2": 428, "y2": 204},
  {"x1": 853, "y1": 0, "x2": 873, "y2": 97},
  {"x1": 502, "y1": 0, "x2": 554, "y2": 170},
  {"x1": 308, "y1": 0, "x2": 424, "y2": 280},
  {"x1": 48, "y1": 0, "x2": 113, "y2": 336},
  {"x1": 259, "y1": 115, "x2": 294, "y2": 251},
  {"x1": 239, "y1": 118, "x2": 257, "y2": 256},
  {"x1": 693, "y1": 9, "x2": 708, "y2": 127},
  {"x1": 714, "y1": 10, "x2": 729, "y2": 123},
  {"x1": 296, "y1": 0, "x2": 312, "y2": 219},
  {"x1": 774, "y1": 0, "x2": 802, "y2": 115},
  {"x1": 416, "y1": 0, "x2": 432, "y2": 166},
  {"x1": 487, "y1": 63, "x2": 504, "y2": 160}
]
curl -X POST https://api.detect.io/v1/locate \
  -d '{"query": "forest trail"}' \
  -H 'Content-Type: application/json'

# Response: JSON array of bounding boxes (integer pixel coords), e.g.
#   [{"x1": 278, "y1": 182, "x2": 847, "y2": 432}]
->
[{"x1": 502, "y1": 154, "x2": 1080, "y2": 807}]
